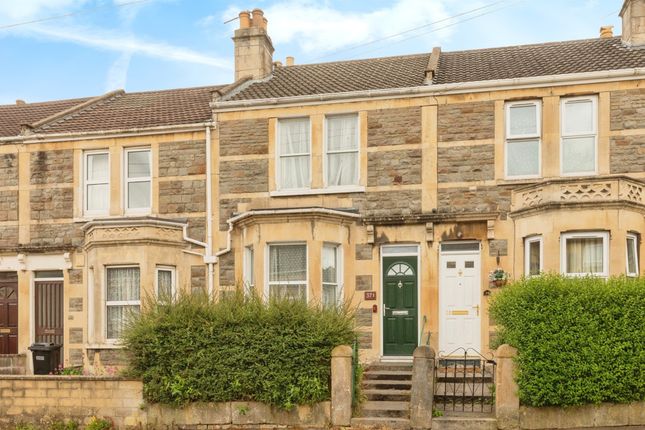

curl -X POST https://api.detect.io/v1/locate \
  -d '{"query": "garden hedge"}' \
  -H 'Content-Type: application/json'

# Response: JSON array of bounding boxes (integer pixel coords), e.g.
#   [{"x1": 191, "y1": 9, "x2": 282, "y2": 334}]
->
[
  {"x1": 122, "y1": 293, "x2": 356, "y2": 409},
  {"x1": 490, "y1": 275, "x2": 645, "y2": 407}
]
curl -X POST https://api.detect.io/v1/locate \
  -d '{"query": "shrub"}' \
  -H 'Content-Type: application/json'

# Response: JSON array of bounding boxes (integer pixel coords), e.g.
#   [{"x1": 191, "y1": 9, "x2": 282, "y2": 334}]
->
[
  {"x1": 121, "y1": 292, "x2": 356, "y2": 409},
  {"x1": 85, "y1": 417, "x2": 112, "y2": 430},
  {"x1": 490, "y1": 274, "x2": 645, "y2": 407}
]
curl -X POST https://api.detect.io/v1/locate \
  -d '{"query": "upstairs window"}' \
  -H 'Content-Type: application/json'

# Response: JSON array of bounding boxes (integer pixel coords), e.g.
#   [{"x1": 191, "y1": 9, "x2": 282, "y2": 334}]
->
[
  {"x1": 325, "y1": 114, "x2": 359, "y2": 187},
  {"x1": 322, "y1": 244, "x2": 342, "y2": 308},
  {"x1": 125, "y1": 148, "x2": 151, "y2": 212},
  {"x1": 84, "y1": 150, "x2": 110, "y2": 215},
  {"x1": 268, "y1": 243, "x2": 307, "y2": 300},
  {"x1": 505, "y1": 101, "x2": 541, "y2": 178},
  {"x1": 626, "y1": 234, "x2": 639, "y2": 277},
  {"x1": 561, "y1": 231, "x2": 608, "y2": 277},
  {"x1": 561, "y1": 96, "x2": 597, "y2": 175},
  {"x1": 277, "y1": 118, "x2": 310, "y2": 190}
]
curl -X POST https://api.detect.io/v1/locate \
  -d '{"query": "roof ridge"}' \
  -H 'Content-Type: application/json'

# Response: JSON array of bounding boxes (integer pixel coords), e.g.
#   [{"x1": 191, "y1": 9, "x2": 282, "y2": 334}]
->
[
  {"x1": 442, "y1": 35, "x2": 622, "y2": 55},
  {"x1": 27, "y1": 89, "x2": 124, "y2": 133},
  {"x1": 0, "y1": 96, "x2": 91, "y2": 109},
  {"x1": 279, "y1": 52, "x2": 431, "y2": 70},
  {"x1": 124, "y1": 84, "x2": 226, "y2": 96}
]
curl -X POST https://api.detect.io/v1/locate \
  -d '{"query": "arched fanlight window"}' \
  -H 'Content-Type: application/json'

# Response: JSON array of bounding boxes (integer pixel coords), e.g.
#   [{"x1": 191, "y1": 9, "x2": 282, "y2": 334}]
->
[{"x1": 386, "y1": 262, "x2": 414, "y2": 276}]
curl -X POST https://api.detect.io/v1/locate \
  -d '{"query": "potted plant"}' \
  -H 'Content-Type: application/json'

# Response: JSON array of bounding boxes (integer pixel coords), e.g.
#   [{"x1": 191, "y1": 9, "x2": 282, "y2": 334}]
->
[{"x1": 488, "y1": 268, "x2": 508, "y2": 288}]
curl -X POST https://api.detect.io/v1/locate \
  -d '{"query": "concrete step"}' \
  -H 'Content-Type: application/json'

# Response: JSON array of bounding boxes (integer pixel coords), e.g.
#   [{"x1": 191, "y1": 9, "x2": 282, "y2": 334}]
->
[
  {"x1": 360, "y1": 400, "x2": 409, "y2": 419},
  {"x1": 363, "y1": 388, "x2": 410, "y2": 402},
  {"x1": 350, "y1": 417, "x2": 411, "y2": 429},
  {"x1": 367, "y1": 363, "x2": 412, "y2": 372},
  {"x1": 432, "y1": 416, "x2": 497, "y2": 430},
  {"x1": 0, "y1": 366, "x2": 26, "y2": 375},
  {"x1": 362, "y1": 379, "x2": 412, "y2": 390},
  {"x1": 363, "y1": 370, "x2": 412, "y2": 380}
]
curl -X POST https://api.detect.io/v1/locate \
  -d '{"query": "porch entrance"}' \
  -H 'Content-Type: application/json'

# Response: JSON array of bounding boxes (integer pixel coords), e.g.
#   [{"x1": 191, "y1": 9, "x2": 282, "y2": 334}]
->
[
  {"x1": 382, "y1": 247, "x2": 418, "y2": 357},
  {"x1": 0, "y1": 272, "x2": 18, "y2": 354},
  {"x1": 439, "y1": 242, "x2": 481, "y2": 355},
  {"x1": 35, "y1": 280, "x2": 64, "y2": 361}
]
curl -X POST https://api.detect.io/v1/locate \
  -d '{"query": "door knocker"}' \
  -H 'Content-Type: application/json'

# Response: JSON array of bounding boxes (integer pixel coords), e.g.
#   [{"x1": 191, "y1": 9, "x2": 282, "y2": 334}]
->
[{"x1": 397, "y1": 280, "x2": 403, "y2": 289}]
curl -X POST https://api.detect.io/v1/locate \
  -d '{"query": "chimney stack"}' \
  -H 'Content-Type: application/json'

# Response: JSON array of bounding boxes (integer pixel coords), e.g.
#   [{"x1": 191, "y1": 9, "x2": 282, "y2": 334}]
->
[
  {"x1": 233, "y1": 8, "x2": 274, "y2": 80},
  {"x1": 286, "y1": 56, "x2": 295, "y2": 66},
  {"x1": 599, "y1": 25, "x2": 614, "y2": 38},
  {"x1": 620, "y1": 0, "x2": 645, "y2": 47}
]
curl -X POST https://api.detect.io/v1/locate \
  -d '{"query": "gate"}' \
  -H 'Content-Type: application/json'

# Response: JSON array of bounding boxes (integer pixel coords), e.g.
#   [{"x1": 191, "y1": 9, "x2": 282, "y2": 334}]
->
[{"x1": 434, "y1": 348, "x2": 496, "y2": 413}]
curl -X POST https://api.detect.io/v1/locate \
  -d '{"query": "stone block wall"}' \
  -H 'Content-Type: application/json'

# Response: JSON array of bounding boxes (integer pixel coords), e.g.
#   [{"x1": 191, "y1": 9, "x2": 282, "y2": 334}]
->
[
  {"x1": 610, "y1": 135, "x2": 645, "y2": 174},
  {"x1": 0, "y1": 154, "x2": 18, "y2": 188},
  {"x1": 158, "y1": 180, "x2": 206, "y2": 214},
  {"x1": 158, "y1": 140, "x2": 206, "y2": 177},
  {"x1": 438, "y1": 101, "x2": 495, "y2": 142},
  {"x1": 30, "y1": 188, "x2": 73, "y2": 221},
  {"x1": 30, "y1": 150, "x2": 73, "y2": 185},
  {"x1": 0, "y1": 191, "x2": 18, "y2": 222},
  {"x1": 219, "y1": 118, "x2": 269, "y2": 156},
  {"x1": 438, "y1": 186, "x2": 511, "y2": 214},
  {"x1": 367, "y1": 149, "x2": 422, "y2": 186},
  {"x1": 610, "y1": 88, "x2": 645, "y2": 130},
  {"x1": 367, "y1": 106, "x2": 422, "y2": 147},
  {"x1": 438, "y1": 144, "x2": 495, "y2": 183},
  {"x1": 220, "y1": 159, "x2": 269, "y2": 194}
]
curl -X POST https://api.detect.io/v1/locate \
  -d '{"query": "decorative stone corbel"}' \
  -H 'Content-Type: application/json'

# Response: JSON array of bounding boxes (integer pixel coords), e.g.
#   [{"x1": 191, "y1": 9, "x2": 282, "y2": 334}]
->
[
  {"x1": 425, "y1": 222, "x2": 434, "y2": 244},
  {"x1": 63, "y1": 252, "x2": 72, "y2": 269},
  {"x1": 487, "y1": 220, "x2": 495, "y2": 240},
  {"x1": 17, "y1": 253, "x2": 26, "y2": 271},
  {"x1": 366, "y1": 225, "x2": 375, "y2": 244}
]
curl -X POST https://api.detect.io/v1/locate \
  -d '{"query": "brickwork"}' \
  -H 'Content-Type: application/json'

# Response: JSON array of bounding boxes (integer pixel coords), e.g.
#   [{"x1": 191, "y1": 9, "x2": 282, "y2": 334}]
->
[
  {"x1": 357, "y1": 331, "x2": 373, "y2": 349},
  {"x1": 355, "y1": 275, "x2": 372, "y2": 291},
  {"x1": 68, "y1": 269, "x2": 82, "y2": 284},
  {"x1": 68, "y1": 328, "x2": 83, "y2": 344},
  {"x1": 30, "y1": 149, "x2": 73, "y2": 185},
  {"x1": 438, "y1": 144, "x2": 495, "y2": 183},
  {"x1": 69, "y1": 298, "x2": 83, "y2": 312},
  {"x1": 438, "y1": 186, "x2": 511, "y2": 213},
  {"x1": 610, "y1": 88, "x2": 645, "y2": 130},
  {"x1": 438, "y1": 101, "x2": 495, "y2": 142},
  {"x1": 220, "y1": 159, "x2": 269, "y2": 194},
  {"x1": 219, "y1": 250, "x2": 236, "y2": 286},
  {"x1": 30, "y1": 223, "x2": 83, "y2": 248},
  {"x1": 219, "y1": 198, "x2": 251, "y2": 231},
  {"x1": 367, "y1": 106, "x2": 422, "y2": 147},
  {"x1": 159, "y1": 180, "x2": 206, "y2": 214},
  {"x1": 610, "y1": 134, "x2": 645, "y2": 173},
  {"x1": 0, "y1": 190, "x2": 18, "y2": 222},
  {"x1": 219, "y1": 118, "x2": 269, "y2": 156},
  {"x1": 158, "y1": 140, "x2": 206, "y2": 177},
  {"x1": 187, "y1": 218, "x2": 206, "y2": 243},
  {"x1": 0, "y1": 154, "x2": 18, "y2": 187},
  {"x1": 367, "y1": 149, "x2": 422, "y2": 186},
  {"x1": 30, "y1": 188, "x2": 73, "y2": 220}
]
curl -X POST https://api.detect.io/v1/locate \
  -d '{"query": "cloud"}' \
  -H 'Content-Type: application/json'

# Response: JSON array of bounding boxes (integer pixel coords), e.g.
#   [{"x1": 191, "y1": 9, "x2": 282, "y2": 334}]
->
[
  {"x1": 0, "y1": 0, "x2": 88, "y2": 21},
  {"x1": 222, "y1": 0, "x2": 452, "y2": 55},
  {"x1": 106, "y1": 50, "x2": 133, "y2": 90}
]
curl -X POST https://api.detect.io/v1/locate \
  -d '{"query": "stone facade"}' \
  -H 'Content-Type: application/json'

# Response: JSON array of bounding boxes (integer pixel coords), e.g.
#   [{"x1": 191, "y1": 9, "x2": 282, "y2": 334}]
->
[
  {"x1": 0, "y1": 154, "x2": 18, "y2": 187},
  {"x1": 68, "y1": 269, "x2": 83, "y2": 284},
  {"x1": 438, "y1": 186, "x2": 512, "y2": 213},
  {"x1": 610, "y1": 134, "x2": 645, "y2": 173},
  {"x1": 438, "y1": 144, "x2": 495, "y2": 183},
  {"x1": 438, "y1": 101, "x2": 495, "y2": 142},
  {"x1": 610, "y1": 88, "x2": 645, "y2": 130},
  {"x1": 0, "y1": 190, "x2": 18, "y2": 222},
  {"x1": 191, "y1": 265, "x2": 206, "y2": 294},
  {"x1": 30, "y1": 222, "x2": 83, "y2": 248},
  {"x1": 355, "y1": 245, "x2": 373, "y2": 261},
  {"x1": 361, "y1": 190, "x2": 422, "y2": 218},
  {"x1": 69, "y1": 298, "x2": 83, "y2": 312},
  {"x1": 159, "y1": 180, "x2": 206, "y2": 213},
  {"x1": 158, "y1": 140, "x2": 206, "y2": 177},
  {"x1": 220, "y1": 159, "x2": 269, "y2": 194},
  {"x1": 219, "y1": 250, "x2": 236, "y2": 286},
  {"x1": 68, "y1": 327, "x2": 83, "y2": 344},
  {"x1": 356, "y1": 308, "x2": 373, "y2": 328},
  {"x1": 219, "y1": 118, "x2": 269, "y2": 156},
  {"x1": 0, "y1": 226, "x2": 18, "y2": 248},
  {"x1": 367, "y1": 107, "x2": 422, "y2": 147},
  {"x1": 219, "y1": 198, "x2": 251, "y2": 230},
  {"x1": 30, "y1": 188, "x2": 73, "y2": 220},
  {"x1": 367, "y1": 149, "x2": 422, "y2": 186},
  {"x1": 30, "y1": 149, "x2": 73, "y2": 185},
  {"x1": 355, "y1": 275, "x2": 372, "y2": 291}
]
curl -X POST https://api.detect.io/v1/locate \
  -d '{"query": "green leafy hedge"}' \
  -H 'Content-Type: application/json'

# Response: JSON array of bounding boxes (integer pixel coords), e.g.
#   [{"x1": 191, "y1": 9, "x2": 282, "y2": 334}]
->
[
  {"x1": 490, "y1": 275, "x2": 645, "y2": 407},
  {"x1": 121, "y1": 293, "x2": 356, "y2": 409}
]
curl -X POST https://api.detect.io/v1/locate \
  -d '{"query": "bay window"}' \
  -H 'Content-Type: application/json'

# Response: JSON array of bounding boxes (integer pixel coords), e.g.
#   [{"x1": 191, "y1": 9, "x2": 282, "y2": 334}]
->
[
  {"x1": 268, "y1": 243, "x2": 307, "y2": 300},
  {"x1": 322, "y1": 244, "x2": 342, "y2": 307},
  {"x1": 524, "y1": 236, "x2": 543, "y2": 277},
  {"x1": 626, "y1": 233, "x2": 639, "y2": 277},
  {"x1": 505, "y1": 101, "x2": 541, "y2": 178},
  {"x1": 156, "y1": 266, "x2": 175, "y2": 299},
  {"x1": 125, "y1": 148, "x2": 151, "y2": 212},
  {"x1": 243, "y1": 246, "x2": 255, "y2": 295},
  {"x1": 277, "y1": 118, "x2": 310, "y2": 190},
  {"x1": 561, "y1": 96, "x2": 597, "y2": 175},
  {"x1": 325, "y1": 114, "x2": 359, "y2": 187},
  {"x1": 84, "y1": 150, "x2": 110, "y2": 215},
  {"x1": 106, "y1": 266, "x2": 140, "y2": 340},
  {"x1": 561, "y1": 231, "x2": 609, "y2": 277}
]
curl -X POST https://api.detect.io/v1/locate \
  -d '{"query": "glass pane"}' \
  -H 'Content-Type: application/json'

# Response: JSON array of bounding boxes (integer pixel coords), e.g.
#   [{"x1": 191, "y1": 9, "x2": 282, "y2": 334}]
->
[
  {"x1": 34, "y1": 270, "x2": 64, "y2": 279},
  {"x1": 328, "y1": 152, "x2": 358, "y2": 186},
  {"x1": 127, "y1": 150, "x2": 150, "y2": 178},
  {"x1": 509, "y1": 104, "x2": 537, "y2": 136},
  {"x1": 564, "y1": 100, "x2": 593, "y2": 135},
  {"x1": 382, "y1": 245, "x2": 418, "y2": 255},
  {"x1": 244, "y1": 247, "x2": 254, "y2": 290},
  {"x1": 279, "y1": 118, "x2": 310, "y2": 155},
  {"x1": 627, "y1": 237, "x2": 638, "y2": 275},
  {"x1": 269, "y1": 284, "x2": 306, "y2": 301},
  {"x1": 269, "y1": 245, "x2": 307, "y2": 283},
  {"x1": 465, "y1": 261, "x2": 475, "y2": 269},
  {"x1": 322, "y1": 284, "x2": 338, "y2": 308},
  {"x1": 107, "y1": 305, "x2": 140, "y2": 339},
  {"x1": 87, "y1": 153, "x2": 109, "y2": 181},
  {"x1": 322, "y1": 246, "x2": 337, "y2": 283},
  {"x1": 447, "y1": 261, "x2": 456, "y2": 269},
  {"x1": 562, "y1": 136, "x2": 595, "y2": 174},
  {"x1": 128, "y1": 181, "x2": 151, "y2": 209},
  {"x1": 279, "y1": 155, "x2": 309, "y2": 189},
  {"x1": 440, "y1": 242, "x2": 480, "y2": 252},
  {"x1": 528, "y1": 241, "x2": 541, "y2": 276},
  {"x1": 87, "y1": 183, "x2": 109, "y2": 211},
  {"x1": 566, "y1": 237, "x2": 603, "y2": 274},
  {"x1": 107, "y1": 267, "x2": 140, "y2": 301},
  {"x1": 157, "y1": 270, "x2": 173, "y2": 298},
  {"x1": 327, "y1": 115, "x2": 358, "y2": 151},
  {"x1": 507, "y1": 139, "x2": 539, "y2": 177}
]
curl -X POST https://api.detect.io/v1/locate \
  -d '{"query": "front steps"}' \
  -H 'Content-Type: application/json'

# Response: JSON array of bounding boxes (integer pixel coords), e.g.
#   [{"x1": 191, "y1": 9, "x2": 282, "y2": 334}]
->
[
  {"x1": 433, "y1": 414, "x2": 497, "y2": 430},
  {"x1": 0, "y1": 354, "x2": 26, "y2": 375}
]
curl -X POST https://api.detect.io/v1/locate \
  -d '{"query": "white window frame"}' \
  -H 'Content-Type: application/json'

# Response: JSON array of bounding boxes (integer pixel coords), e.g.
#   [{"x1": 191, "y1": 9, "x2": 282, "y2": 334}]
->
[
  {"x1": 265, "y1": 242, "x2": 308, "y2": 301},
  {"x1": 243, "y1": 246, "x2": 255, "y2": 295},
  {"x1": 105, "y1": 265, "x2": 141, "y2": 342},
  {"x1": 560, "y1": 96, "x2": 598, "y2": 176},
  {"x1": 323, "y1": 113, "x2": 360, "y2": 189},
  {"x1": 123, "y1": 147, "x2": 152, "y2": 214},
  {"x1": 83, "y1": 149, "x2": 110, "y2": 216},
  {"x1": 524, "y1": 235, "x2": 543, "y2": 277},
  {"x1": 322, "y1": 243, "x2": 343, "y2": 307},
  {"x1": 504, "y1": 100, "x2": 542, "y2": 179},
  {"x1": 155, "y1": 265, "x2": 176, "y2": 299},
  {"x1": 276, "y1": 118, "x2": 312, "y2": 192},
  {"x1": 560, "y1": 231, "x2": 609, "y2": 277},
  {"x1": 626, "y1": 233, "x2": 639, "y2": 277}
]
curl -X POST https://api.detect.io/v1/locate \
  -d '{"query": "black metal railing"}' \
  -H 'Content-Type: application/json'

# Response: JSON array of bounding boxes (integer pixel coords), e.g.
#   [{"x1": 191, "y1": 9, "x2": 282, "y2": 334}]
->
[{"x1": 433, "y1": 348, "x2": 496, "y2": 413}]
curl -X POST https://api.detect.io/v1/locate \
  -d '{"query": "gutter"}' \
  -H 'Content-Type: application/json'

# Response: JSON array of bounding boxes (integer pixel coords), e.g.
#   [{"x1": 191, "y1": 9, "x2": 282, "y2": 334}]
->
[{"x1": 211, "y1": 68, "x2": 645, "y2": 111}]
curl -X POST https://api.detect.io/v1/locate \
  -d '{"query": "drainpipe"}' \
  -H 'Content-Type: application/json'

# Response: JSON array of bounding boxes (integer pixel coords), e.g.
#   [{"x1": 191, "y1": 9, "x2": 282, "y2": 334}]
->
[{"x1": 203, "y1": 123, "x2": 216, "y2": 300}]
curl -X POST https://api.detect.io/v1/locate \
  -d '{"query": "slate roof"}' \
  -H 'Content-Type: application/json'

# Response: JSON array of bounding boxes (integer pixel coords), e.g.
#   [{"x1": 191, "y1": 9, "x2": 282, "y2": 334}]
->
[{"x1": 0, "y1": 97, "x2": 89, "y2": 137}]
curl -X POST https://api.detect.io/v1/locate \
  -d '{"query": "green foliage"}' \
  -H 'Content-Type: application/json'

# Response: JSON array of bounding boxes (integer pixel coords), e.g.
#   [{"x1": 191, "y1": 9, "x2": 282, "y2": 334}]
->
[
  {"x1": 490, "y1": 274, "x2": 645, "y2": 407},
  {"x1": 14, "y1": 424, "x2": 37, "y2": 430},
  {"x1": 122, "y1": 292, "x2": 356, "y2": 409},
  {"x1": 48, "y1": 420, "x2": 79, "y2": 430},
  {"x1": 85, "y1": 417, "x2": 112, "y2": 430}
]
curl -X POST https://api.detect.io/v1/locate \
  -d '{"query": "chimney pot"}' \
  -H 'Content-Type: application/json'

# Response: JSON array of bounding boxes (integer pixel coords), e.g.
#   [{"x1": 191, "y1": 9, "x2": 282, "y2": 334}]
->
[
  {"x1": 251, "y1": 8, "x2": 264, "y2": 27},
  {"x1": 274, "y1": 61, "x2": 283, "y2": 68},
  {"x1": 15, "y1": 99, "x2": 26, "y2": 105},
  {"x1": 286, "y1": 56, "x2": 295, "y2": 66},
  {"x1": 600, "y1": 25, "x2": 614, "y2": 38},
  {"x1": 239, "y1": 11, "x2": 250, "y2": 29}
]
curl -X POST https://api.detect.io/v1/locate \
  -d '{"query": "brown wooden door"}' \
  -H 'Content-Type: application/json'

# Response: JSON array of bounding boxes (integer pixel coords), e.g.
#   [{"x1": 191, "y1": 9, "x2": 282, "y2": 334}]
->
[
  {"x1": 0, "y1": 272, "x2": 19, "y2": 354},
  {"x1": 35, "y1": 281, "x2": 64, "y2": 361}
]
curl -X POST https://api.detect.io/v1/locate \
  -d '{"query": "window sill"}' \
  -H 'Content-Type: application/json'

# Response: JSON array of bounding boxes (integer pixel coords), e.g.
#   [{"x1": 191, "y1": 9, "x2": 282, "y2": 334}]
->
[
  {"x1": 270, "y1": 186, "x2": 365, "y2": 197},
  {"x1": 74, "y1": 212, "x2": 155, "y2": 223}
]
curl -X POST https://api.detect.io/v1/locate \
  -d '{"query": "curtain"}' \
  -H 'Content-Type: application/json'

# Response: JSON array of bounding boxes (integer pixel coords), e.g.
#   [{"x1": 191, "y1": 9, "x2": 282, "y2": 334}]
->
[
  {"x1": 627, "y1": 237, "x2": 637, "y2": 274},
  {"x1": 269, "y1": 245, "x2": 307, "y2": 300},
  {"x1": 322, "y1": 245, "x2": 338, "y2": 308},
  {"x1": 528, "y1": 241, "x2": 540, "y2": 276},
  {"x1": 566, "y1": 237, "x2": 603, "y2": 274},
  {"x1": 157, "y1": 270, "x2": 173, "y2": 298},
  {"x1": 106, "y1": 267, "x2": 140, "y2": 339},
  {"x1": 279, "y1": 119, "x2": 310, "y2": 189},
  {"x1": 327, "y1": 115, "x2": 358, "y2": 186}
]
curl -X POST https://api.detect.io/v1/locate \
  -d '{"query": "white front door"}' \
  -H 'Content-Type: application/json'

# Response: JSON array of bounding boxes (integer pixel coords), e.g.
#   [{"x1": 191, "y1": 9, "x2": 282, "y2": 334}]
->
[{"x1": 439, "y1": 243, "x2": 481, "y2": 355}]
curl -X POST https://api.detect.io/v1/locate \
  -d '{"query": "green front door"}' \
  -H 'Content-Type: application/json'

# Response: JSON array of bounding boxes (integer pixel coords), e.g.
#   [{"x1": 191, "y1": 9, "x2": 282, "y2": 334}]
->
[{"x1": 383, "y1": 256, "x2": 418, "y2": 356}]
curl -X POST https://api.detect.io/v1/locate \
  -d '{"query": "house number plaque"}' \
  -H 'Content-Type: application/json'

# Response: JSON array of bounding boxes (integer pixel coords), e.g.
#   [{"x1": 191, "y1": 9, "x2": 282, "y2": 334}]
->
[{"x1": 364, "y1": 291, "x2": 376, "y2": 301}]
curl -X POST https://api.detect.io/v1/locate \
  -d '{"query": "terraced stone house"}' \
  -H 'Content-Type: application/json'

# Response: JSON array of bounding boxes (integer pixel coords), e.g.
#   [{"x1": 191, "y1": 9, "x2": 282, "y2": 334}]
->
[{"x1": 0, "y1": 2, "x2": 644, "y2": 373}]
